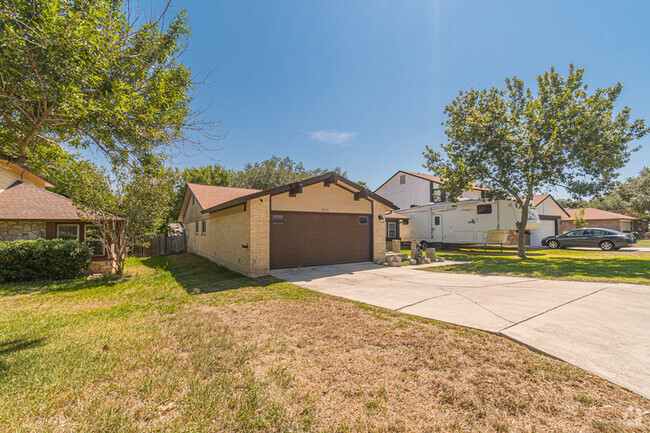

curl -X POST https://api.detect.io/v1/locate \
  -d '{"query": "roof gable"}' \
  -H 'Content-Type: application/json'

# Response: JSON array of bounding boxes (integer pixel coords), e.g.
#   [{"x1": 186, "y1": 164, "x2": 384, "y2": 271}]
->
[
  {"x1": 203, "y1": 172, "x2": 398, "y2": 214},
  {"x1": 178, "y1": 184, "x2": 260, "y2": 221},
  {"x1": 0, "y1": 155, "x2": 56, "y2": 189},
  {"x1": 533, "y1": 194, "x2": 570, "y2": 218},
  {"x1": 375, "y1": 170, "x2": 490, "y2": 192}
]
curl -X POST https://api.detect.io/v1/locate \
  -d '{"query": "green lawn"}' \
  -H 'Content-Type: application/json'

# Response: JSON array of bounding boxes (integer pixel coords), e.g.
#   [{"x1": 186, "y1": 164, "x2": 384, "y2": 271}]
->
[
  {"x1": 1, "y1": 254, "x2": 649, "y2": 432},
  {"x1": 422, "y1": 247, "x2": 650, "y2": 285},
  {"x1": 638, "y1": 239, "x2": 650, "y2": 247}
]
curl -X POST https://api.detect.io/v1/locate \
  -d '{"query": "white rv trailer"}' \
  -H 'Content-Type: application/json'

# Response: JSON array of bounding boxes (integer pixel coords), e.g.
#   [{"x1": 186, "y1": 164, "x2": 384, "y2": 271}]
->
[{"x1": 398, "y1": 200, "x2": 540, "y2": 246}]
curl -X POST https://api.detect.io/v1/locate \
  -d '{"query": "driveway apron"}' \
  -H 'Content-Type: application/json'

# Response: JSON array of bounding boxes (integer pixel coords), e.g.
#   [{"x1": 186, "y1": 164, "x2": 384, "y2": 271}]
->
[{"x1": 272, "y1": 263, "x2": 650, "y2": 400}]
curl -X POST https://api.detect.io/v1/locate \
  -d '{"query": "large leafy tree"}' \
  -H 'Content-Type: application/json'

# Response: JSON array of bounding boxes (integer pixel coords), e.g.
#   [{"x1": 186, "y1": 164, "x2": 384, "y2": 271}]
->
[
  {"x1": 68, "y1": 163, "x2": 176, "y2": 275},
  {"x1": 0, "y1": 0, "x2": 204, "y2": 166},
  {"x1": 424, "y1": 65, "x2": 648, "y2": 257},
  {"x1": 230, "y1": 155, "x2": 346, "y2": 190}
]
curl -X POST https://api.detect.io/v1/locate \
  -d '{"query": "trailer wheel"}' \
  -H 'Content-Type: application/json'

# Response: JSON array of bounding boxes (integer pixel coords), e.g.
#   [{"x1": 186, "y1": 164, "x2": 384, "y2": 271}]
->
[{"x1": 420, "y1": 240, "x2": 430, "y2": 249}]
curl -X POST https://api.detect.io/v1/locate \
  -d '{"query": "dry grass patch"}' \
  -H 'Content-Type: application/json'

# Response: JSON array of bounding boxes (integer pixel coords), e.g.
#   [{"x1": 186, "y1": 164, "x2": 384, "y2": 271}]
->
[{"x1": 1, "y1": 254, "x2": 648, "y2": 432}]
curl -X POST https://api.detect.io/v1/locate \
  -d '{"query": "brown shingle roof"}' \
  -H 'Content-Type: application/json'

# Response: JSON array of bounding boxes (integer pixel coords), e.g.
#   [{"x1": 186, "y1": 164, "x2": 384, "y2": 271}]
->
[
  {"x1": 532, "y1": 194, "x2": 550, "y2": 206},
  {"x1": 564, "y1": 208, "x2": 638, "y2": 221},
  {"x1": 187, "y1": 183, "x2": 261, "y2": 210},
  {"x1": 0, "y1": 181, "x2": 80, "y2": 220},
  {"x1": 385, "y1": 211, "x2": 409, "y2": 220}
]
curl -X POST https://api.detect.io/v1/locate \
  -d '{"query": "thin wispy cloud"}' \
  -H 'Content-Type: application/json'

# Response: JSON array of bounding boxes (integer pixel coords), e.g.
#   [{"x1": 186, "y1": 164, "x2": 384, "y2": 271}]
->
[{"x1": 306, "y1": 129, "x2": 357, "y2": 145}]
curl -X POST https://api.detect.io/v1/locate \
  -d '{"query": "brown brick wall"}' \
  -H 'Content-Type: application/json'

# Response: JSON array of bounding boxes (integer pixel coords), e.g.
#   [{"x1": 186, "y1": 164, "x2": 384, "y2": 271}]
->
[
  {"x1": 373, "y1": 203, "x2": 393, "y2": 263},
  {"x1": 559, "y1": 219, "x2": 627, "y2": 233},
  {"x1": 249, "y1": 196, "x2": 270, "y2": 276}
]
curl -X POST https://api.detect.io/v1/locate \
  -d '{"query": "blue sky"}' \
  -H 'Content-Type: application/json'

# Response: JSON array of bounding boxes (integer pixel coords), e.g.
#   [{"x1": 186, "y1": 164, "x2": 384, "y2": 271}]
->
[{"x1": 142, "y1": 0, "x2": 650, "y2": 194}]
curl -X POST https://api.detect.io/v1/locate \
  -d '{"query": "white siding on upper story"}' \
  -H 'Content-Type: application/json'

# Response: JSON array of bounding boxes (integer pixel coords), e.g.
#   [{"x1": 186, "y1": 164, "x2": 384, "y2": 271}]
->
[
  {"x1": 376, "y1": 173, "x2": 432, "y2": 210},
  {"x1": 0, "y1": 161, "x2": 48, "y2": 192},
  {"x1": 535, "y1": 197, "x2": 567, "y2": 218}
]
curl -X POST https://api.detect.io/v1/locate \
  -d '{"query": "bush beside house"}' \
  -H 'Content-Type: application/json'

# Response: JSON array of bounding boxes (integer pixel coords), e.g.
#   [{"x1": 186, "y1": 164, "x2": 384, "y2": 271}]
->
[{"x1": 0, "y1": 239, "x2": 92, "y2": 283}]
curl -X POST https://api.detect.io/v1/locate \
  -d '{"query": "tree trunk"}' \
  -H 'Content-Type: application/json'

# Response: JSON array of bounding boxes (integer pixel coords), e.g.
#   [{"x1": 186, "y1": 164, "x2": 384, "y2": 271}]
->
[{"x1": 516, "y1": 206, "x2": 527, "y2": 258}]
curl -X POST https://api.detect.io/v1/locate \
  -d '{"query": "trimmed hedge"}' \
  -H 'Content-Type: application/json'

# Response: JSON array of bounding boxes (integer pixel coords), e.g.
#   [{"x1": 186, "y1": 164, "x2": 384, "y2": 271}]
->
[{"x1": 0, "y1": 239, "x2": 92, "y2": 283}]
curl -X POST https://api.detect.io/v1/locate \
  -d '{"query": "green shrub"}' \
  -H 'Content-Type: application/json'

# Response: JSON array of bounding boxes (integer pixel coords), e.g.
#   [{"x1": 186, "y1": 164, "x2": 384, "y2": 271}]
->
[{"x1": 0, "y1": 239, "x2": 92, "y2": 283}]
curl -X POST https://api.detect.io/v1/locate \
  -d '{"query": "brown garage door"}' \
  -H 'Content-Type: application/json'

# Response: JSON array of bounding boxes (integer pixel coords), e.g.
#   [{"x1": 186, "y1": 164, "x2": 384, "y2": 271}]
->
[{"x1": 270, "y1": 211, "x2": 372, "y2": 269}]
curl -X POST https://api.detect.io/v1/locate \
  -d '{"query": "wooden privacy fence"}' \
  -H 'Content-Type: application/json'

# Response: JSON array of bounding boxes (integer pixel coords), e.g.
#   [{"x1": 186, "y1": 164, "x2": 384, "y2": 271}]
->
[{"x1": 131, "y1": 234, "x2": 186, "y2": 257}]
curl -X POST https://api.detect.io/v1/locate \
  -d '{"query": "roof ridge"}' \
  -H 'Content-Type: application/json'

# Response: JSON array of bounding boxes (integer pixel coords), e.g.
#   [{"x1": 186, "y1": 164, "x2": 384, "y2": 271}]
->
[
  {"x1": 187, "y1": 183, "x2": 261, "y2": 192},
  {"x1": 5, "y1": 181, "x2": 74, "y2": 203}
]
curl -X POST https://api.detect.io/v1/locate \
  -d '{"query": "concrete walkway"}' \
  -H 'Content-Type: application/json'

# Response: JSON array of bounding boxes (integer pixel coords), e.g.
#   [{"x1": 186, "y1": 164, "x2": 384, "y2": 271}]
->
[{"x1": 272, "y1": 263, "x2": 650, "y2": 399}]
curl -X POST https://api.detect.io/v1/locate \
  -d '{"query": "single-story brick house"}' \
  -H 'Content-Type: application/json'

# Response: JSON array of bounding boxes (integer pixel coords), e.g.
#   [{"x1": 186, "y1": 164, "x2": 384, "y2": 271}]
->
[
  {"x1": 178, "y1": 172, "x2": 398, "y2": 276},
  {"x1": 0, "y1": 155, "x2": 114, "y2": 273},
  {"x1": 560, "y1": 208, "x2": 639, "y2": 233}
]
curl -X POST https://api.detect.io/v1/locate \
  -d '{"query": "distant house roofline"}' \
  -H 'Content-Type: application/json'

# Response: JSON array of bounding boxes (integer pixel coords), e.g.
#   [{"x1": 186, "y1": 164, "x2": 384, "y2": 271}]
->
[{"x1": 374, "y1": 170, "x2": 490, "y2": 193}]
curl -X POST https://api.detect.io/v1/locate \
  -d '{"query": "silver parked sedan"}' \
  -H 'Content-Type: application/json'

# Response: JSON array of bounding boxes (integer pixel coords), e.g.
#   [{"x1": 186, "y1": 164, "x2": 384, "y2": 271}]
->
[{"x1": 542, "y1": 228, "x2": 637, "y2": 251}]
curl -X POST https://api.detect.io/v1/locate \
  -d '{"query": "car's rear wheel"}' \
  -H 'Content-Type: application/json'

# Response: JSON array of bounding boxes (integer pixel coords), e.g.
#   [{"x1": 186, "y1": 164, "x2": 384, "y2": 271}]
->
[
  {"x1": 547, "y1": 239, "x2": 560, "y2": 249},
  {"x1": 600, "y1": 240, "x2": 615, "y2": 251}
]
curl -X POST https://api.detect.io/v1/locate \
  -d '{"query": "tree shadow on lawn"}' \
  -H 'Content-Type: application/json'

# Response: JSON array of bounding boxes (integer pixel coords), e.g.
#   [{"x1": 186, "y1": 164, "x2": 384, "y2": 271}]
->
[
  {"x1": 441, "y1": 255, "x2": 650, "y2": 281},
  {"x1": 141, "y1": 254, "x2": 279, "y2": 295},
  {"x1": 0, "y1": 274, "x2": 125, "y2": 297},
  {"x1": 0, "y1": 337, "x2": 47, "y2": 357}
]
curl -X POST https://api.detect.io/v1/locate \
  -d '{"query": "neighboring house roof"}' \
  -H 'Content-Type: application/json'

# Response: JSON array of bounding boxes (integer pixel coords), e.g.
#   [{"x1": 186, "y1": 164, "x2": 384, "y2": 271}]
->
[
  {"x1": 563, "y1": 208, "x2": 638, "y2": 221},
  {"x1": 202, "y1": 172, "x2": 398, "y2": 214},
  {"x1": 375, "y1": 170, "x2": 490, "y2": 192},
  {"x1": 186, "y1": 183, "x2": 261, "y2": 210},
  {"x1": 0, "y1": 181, "x2": 80, "y2": 220},
  {"x1": 0, "y1": 153, "x2": 56, "y2": 188},
  {"x1": 533, "y1": 194, "x2": 571, "y2": 218},
  {"x1": 385, "y1": 211, "x2": 409, "y2": 220}
]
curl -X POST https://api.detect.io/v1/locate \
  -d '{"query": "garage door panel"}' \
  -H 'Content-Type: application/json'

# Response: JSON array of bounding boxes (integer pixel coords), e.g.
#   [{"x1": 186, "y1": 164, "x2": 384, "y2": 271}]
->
[
  {"x1": 531, "y1": 219, "x2": 556, "y2": 246},
  {"x1": 270, "y1": 212, "x2": 371, "y2": 269}
]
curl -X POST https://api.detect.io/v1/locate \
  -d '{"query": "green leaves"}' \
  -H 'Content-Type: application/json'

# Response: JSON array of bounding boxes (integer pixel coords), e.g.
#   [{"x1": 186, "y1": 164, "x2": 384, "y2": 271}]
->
[
  {"x1": 424, "y1": 65, "x2": 648, "y2": 257},
  {"x1": 0, "y1": 0, "x2": 195, "y2": 167},
  {"x1": 424, "y1": 65, "x2": 648, "y2": 200}
]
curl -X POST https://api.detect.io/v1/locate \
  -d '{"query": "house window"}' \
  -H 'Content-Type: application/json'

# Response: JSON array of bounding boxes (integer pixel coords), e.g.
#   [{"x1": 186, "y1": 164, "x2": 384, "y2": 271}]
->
[
  {"x1": 477, "y1": 204, "x2": 492, "y2": 215},
  {"x1": 85, "y1": 225, "x2": 104, "y2": 257},
  {"x1": 434, "y1": 216, "x2": 441, "y2": 226},
  {"x1": 272, "y1": 215, "x2": 284, "y2": 224},
  {"x1": 201, "y1": 221, "x2": 206, "y2": 235},
  {"x1": 399, "y1": 175, "x2": 406, "y2": 185},
  {"x1": 358, "y1": 216, "x2": 368, "y2": 225},
  {"x1": 195, "y1": 222, "x2": 199, "y2": 235},
  {"x1": 57, "y1": 224, "x2": 79, "y2": 240},
  {"x1": 387, "y1": 222, "x2": 396, "y2": 237}
]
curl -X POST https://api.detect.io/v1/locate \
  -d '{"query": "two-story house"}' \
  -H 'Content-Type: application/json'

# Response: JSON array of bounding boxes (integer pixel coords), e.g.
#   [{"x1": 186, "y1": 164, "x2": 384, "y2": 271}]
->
[{"x1": 375, "y1": 171, "x2": 489, "y2": 210}]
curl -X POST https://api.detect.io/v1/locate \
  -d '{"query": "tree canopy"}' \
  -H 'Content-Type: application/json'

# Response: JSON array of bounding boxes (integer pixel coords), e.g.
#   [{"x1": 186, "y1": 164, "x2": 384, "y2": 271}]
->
[
  {"x1": 230, "y1": 156, "x2": 346, "y2": 190},
  {"x1": 424, "y1": 65, "x2": 648, "y2": 257},
  {"x1": 0, "y1": 0, "x2": 203, "y2": 167},
  {"x1": 559, "y1": 167, "x2": 650, "y2": 230}
]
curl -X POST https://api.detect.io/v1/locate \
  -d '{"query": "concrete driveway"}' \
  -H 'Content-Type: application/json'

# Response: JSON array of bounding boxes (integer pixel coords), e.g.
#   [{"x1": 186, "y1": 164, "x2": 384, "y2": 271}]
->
[{"x1": 272, "y1": 263, "x2": 650, "y2": 399}]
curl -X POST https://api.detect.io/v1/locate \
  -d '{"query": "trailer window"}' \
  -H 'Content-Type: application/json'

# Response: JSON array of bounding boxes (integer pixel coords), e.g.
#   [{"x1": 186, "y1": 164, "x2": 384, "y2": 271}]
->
[
  {"x1": 434, "y1": 216, "x2": 441, "y2": 226},
  {"x1": 477, "y1": 204, "x2": 492, "y2": 214}
]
